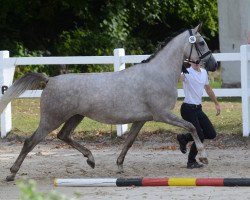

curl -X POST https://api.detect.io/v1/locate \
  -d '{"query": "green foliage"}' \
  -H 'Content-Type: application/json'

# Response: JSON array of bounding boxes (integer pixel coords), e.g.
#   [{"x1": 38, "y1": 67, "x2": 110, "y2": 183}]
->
[
  {"x1": 167, "y1": 0, "x2": 218, "y2": 36},
  {"x1": 0, "y1": 0, "x2": 218, "y2": 77},
  {"x1": 17, "y1": 179, "x2": 82, "y2": 200},
  {"x1": 56, "y1": 28, "x2": 114, "y2": 73},
  {"x1": 101, "y1": 9, "x2": 130, "y2": 44},
  {"x1": 13, "y1": 43, "x2": 49, "y2": 79}
]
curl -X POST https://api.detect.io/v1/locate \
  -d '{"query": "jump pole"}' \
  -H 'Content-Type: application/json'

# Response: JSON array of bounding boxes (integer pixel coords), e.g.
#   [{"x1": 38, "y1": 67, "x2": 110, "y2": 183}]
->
[{"x1": 54, "y1": 178, "x2": 250, "y2": 187}]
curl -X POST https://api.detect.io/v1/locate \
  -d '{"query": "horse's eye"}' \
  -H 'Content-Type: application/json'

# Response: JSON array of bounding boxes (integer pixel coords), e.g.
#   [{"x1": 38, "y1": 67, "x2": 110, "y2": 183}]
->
[{"x1": 199, "y1": 41, "x2": 205, "y2": 46}]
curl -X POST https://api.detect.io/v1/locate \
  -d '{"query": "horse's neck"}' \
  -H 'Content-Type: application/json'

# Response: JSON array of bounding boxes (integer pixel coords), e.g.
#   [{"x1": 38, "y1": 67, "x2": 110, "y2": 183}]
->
[{"x1": 151, "y1": 35, "x2": 186, "y2": 84}]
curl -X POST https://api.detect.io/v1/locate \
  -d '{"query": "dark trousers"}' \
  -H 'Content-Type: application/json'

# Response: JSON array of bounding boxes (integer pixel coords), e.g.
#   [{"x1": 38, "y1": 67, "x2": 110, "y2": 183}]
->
[{"x1": 180, "y1": 103, "x2": 217, "y2": 163}]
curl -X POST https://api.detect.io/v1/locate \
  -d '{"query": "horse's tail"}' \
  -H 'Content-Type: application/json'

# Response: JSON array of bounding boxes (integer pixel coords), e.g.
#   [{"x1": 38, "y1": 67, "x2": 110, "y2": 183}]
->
[{"x1": 0, "y1": 73, "x2": 49, "y2": 113}]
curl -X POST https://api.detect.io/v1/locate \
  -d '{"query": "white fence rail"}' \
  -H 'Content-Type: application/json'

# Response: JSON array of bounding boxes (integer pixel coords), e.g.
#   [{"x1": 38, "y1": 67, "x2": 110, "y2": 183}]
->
[{"x1": 0, "y1": 46, "x2": 249, "y2": 138}]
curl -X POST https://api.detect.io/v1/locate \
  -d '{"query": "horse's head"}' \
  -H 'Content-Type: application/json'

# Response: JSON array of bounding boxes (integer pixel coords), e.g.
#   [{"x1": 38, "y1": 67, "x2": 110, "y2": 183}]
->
[{"x1": 184, "y1": 24, "x2": 218, "y2": 72}]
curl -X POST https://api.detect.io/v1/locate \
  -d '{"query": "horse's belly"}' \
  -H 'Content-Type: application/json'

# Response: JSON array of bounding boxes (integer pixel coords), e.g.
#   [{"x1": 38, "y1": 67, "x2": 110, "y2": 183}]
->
[{"x1": 83, "y1": 108, "x2": 152, "y2": 124}]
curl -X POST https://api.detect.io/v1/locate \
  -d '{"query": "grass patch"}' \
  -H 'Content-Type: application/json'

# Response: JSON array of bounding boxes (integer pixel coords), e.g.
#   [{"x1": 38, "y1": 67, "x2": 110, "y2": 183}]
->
[{"x1": 5, "y1": 97, "x2": 242, "y2": 139}]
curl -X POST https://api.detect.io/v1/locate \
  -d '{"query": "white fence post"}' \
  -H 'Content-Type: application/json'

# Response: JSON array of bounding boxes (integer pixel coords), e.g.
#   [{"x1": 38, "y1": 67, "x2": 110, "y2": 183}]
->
[
  {"x1": 114, "y1": 48, "x2": 128, "y2": 136},
  {"x1": 240, "y1": 45, "x2": 250, "y2": 137},
  {"x1": 0, "y1": 51, "x2": 15, "y2": 137}
]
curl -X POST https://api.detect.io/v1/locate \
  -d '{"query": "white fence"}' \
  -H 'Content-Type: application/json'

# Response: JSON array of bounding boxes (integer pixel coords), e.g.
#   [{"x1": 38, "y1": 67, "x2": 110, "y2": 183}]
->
[{"x1": 0, "y1": 46, "x2": 249, "y2": 138}]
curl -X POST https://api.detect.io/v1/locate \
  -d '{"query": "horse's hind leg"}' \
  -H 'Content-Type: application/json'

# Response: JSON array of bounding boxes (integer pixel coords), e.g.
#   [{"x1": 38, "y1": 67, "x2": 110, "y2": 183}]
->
[
  {"x1": 6, "y1": 126, "x2": 50, "y2": 181},
  {"x1": 116, "y1": 121, "x2": 145, "y2": 173},
  {"x1": 57, "y1": 114, "x2": 95, "y2": 169}
]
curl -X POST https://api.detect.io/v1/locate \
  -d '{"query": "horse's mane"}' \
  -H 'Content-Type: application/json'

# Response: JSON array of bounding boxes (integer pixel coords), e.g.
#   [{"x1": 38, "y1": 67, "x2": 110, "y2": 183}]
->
[{"x1": 141, "y1": 28, "x2": 187, "y2": 63}]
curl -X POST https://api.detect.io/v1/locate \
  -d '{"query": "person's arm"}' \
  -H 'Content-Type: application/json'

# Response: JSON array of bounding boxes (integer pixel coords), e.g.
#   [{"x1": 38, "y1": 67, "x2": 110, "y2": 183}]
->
[{"x1": 204, "y1": 85, "x2": 221, "y2": 116}]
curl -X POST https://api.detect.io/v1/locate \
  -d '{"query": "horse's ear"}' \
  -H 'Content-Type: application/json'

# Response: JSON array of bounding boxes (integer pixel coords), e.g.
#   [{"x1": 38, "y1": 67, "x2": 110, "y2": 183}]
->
[{"x1": 194, "y1": 23, "x2": 202, "y2": 33}]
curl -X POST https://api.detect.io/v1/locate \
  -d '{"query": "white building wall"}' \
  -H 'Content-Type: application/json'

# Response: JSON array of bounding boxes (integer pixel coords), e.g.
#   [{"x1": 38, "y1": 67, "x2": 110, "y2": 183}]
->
[{"x1": 218, "y1": 0, "x2": 250, "y2": 87}]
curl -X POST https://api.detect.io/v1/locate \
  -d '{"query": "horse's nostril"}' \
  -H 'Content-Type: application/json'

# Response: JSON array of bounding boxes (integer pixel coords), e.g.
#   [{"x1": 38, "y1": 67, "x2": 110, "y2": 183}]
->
[{"x1": 215, "y1": 62, "x2": 219, "y2": 69}]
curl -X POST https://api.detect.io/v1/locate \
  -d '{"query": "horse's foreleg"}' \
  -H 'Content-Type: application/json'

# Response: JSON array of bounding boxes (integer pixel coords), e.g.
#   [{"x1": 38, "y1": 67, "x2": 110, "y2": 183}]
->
[
  {"x1": 6, "y1": 128, "x2": 49, "y2": 181},
  {"x1": 116, "y1": 121, "x2": 145, "y2": 173},
  {"x1": 155, "y1": 111, "x2": 208, "y2": 164},
  {"x1": 57, "y1": 114, "x2": 95, "y2": 169}
]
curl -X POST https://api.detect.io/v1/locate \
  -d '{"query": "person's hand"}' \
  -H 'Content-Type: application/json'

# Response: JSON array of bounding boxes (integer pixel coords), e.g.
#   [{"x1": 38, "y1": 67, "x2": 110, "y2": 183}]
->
[
  {"x1": 215, "y1": 104, "x2": 221, "y2": 116},
  {"x1": 179, "y1": 74, "x2": 185, "y2": 82}
]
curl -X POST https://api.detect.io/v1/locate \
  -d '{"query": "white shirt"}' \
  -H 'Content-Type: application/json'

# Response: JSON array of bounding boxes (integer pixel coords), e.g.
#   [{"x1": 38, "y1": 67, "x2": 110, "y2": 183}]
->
[{"x1": 182, "y1": 67, "x2": 209, "y2": 105}]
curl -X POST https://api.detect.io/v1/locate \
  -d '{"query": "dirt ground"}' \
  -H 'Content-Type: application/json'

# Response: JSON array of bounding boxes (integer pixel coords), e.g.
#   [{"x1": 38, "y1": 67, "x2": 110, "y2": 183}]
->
[{"x1": 0, "y1": 133, "x2": 250, "y2": 200}]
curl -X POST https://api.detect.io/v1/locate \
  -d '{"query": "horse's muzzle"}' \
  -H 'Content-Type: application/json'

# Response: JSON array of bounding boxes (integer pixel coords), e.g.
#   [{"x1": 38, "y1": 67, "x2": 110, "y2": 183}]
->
[{"x1": 204, "y1": 55, "x2": 218, "y2": 72}]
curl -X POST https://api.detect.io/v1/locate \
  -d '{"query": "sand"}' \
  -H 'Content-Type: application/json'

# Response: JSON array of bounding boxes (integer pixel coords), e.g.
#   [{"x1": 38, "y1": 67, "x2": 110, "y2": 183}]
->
[{"x1": 0, "y1": 135, "x2": 250, "y2": 200}]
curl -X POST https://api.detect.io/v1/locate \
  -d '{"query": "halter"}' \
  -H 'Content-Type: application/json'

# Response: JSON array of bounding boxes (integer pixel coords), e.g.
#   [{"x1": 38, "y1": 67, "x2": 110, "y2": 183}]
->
[{"x1": 187, "y1": 29, "x2": 212, "y2": 65}]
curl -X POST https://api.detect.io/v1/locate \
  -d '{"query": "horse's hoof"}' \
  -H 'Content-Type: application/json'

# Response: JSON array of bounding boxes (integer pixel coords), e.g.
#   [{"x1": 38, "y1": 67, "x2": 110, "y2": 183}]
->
[
  {"x1": 117, "y1": 170, "x2": 124, "y2": 174},
  {"x1": 117, "y1": 166, "x2": 124, "y2": 174},
  {"x1": 87, "y1": 159, "x2": 95, "y2": 169},
  {"x1": 6, "y1": 174, "x2": 15, "y2": 182},
  {"x1": 199, "y1": 157, "x2": 208, "y2": 164},
  {"x1": 86, "y1": 154, "x2": 95, "y2": 169}
]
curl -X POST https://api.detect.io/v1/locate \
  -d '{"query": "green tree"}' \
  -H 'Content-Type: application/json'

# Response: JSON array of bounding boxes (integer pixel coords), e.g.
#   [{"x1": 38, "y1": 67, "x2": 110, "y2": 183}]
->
[{"x1": 0, "y1": 0, "x2": 218, "y2": 76}]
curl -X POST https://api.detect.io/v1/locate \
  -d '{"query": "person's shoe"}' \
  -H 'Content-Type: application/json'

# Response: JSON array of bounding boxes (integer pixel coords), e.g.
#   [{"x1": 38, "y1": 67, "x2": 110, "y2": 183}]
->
[
  {"x1": 177, "y1": 134, "x2": 188, "y2": 154},
  {"x1": 187, "y1": 161, "x2": 203, "y2": 169}
]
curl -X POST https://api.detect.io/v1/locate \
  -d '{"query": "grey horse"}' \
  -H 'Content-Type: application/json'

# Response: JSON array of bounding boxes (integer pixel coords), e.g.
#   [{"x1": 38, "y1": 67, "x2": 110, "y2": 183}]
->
[{"x1": 0, "y1": 24, "x2": 218, "y2": 181}]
